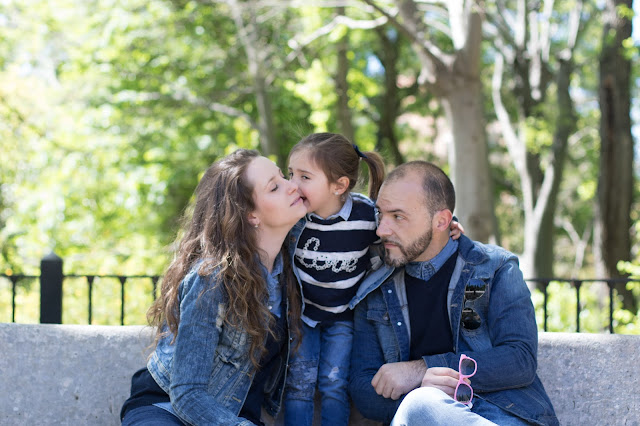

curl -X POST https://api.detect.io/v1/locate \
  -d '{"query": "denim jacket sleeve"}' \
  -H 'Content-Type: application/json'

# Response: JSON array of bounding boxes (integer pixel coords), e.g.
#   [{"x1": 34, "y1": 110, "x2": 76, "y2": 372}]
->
[
  {"x1": 424, "y1": 255, "x2": 539, "y2": 393},
  {"x1": 349, "y1": 294, "x2": 402, "y2": 424},
  {"x1": 168, "y1": 270, "x2": 254, "y2": 426}
]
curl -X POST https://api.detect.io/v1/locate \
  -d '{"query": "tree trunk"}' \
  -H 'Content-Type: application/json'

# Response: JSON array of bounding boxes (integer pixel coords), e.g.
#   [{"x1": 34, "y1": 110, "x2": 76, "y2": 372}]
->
[
  {"x1": 595, "y1": 0, "x2": 635, "y2": 312},
  {"x1": 522, "y1": 58, "x2": 574, "y2": 279},
  {"x1": 335, "y1": 7, "x2": 355, "y2": 143},
  {"x1": 393, "y1": 0, "x2": 498, "y2": 242},
  {"x1": 441, "y1": 80, "x2": 497, "y2": 244},
  {"x1": 229, "y1": 0, "x2": 280, "y2": 164},
  {"x1": 374, "y1": 27, "x2": 404, "y2": 166}
]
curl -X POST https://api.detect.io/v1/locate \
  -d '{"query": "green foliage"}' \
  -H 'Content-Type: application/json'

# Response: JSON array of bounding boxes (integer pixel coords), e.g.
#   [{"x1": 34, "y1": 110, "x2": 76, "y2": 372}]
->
[{"x1": 0, "y1": 0, "x2": 637, "y2": 331}]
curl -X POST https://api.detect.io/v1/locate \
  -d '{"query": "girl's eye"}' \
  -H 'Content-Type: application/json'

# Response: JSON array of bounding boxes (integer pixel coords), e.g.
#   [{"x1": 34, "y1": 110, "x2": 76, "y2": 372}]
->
[
  {"x1": 302, "y1": 175, "x2": 309, "y2": 180},
  {"x1": 271, "y1": 185, "x2": 279, "y2": 192}
]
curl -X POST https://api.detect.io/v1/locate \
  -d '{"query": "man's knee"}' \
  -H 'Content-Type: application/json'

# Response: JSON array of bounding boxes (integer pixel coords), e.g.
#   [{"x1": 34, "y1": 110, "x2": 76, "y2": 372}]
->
[{"x1": 391, "y1": 387, "x2": 452, "y2": 425}]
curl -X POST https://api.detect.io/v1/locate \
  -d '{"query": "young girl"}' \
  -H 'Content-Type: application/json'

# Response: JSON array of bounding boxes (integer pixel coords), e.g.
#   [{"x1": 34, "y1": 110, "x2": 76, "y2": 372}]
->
[
  {"x1": 284, "y1": 133, "x2": 384, "y2": 426},
  {"x1": 284, "y1": 133, "x2": 463, "y2": 425},
  {"x1": 120, "y1": 149, "x2": 307, "y2": 426}
]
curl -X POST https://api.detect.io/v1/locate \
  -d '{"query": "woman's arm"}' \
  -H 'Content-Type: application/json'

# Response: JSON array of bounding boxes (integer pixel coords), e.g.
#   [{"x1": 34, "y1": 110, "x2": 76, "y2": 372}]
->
[{"x1": 169, "y1": 271, "x2": 254, "y2": 425}]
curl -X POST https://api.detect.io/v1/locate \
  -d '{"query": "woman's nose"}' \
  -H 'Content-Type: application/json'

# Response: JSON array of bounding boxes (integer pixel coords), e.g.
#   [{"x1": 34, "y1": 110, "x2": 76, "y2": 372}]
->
[{"x1": 287, "y1": 179, "x2": 299, "y2": 193}]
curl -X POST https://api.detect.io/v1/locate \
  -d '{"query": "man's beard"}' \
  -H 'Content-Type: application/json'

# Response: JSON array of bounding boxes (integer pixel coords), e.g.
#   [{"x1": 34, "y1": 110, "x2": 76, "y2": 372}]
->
[{"x1": 382, "y1": 227, "x2": 433, "y2": 267}]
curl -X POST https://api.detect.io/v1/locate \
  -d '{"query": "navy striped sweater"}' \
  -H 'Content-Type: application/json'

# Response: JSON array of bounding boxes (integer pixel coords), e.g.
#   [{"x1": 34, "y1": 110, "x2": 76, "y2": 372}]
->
[{"x1": 295, "y1": 194, "x2": 379, "y2": 324}]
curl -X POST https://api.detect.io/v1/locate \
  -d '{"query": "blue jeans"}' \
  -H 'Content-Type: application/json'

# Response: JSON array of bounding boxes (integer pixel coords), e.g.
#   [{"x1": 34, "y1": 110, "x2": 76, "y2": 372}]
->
[
  {"x1": 391, "y1": 387, "x2": 533, "y2": 426},
  {"x1": 284, "y1": 320, "x2": 353, "y2": 426}
]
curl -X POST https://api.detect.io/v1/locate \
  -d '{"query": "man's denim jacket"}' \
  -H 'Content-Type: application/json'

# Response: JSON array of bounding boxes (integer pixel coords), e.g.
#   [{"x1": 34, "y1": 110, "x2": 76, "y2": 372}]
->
[
  {"x1": 147, "y1": 265, "x2": 291, "y2": 425},
  {"x1": 348, "y1": 235, "x2": 559, "y2": 426}
]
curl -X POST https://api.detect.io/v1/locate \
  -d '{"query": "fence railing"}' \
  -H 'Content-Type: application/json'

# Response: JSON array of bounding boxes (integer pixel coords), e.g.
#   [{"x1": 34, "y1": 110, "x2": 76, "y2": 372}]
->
[
  {"x1": 1, "y1": 253, "x2": 639, "y2": 332},
  {"x1": 1, "y1": 253, "x2": 160, "y2": 325},
  {"x1": 527, "y1": 277, "x2": 639, "y2": 333}
]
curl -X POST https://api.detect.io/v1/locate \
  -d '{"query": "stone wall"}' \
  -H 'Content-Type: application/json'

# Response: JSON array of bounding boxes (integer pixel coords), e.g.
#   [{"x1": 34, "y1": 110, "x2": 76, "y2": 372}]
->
[{"x1": 1, "y1": 323, "x2": 638, "y2": 425}]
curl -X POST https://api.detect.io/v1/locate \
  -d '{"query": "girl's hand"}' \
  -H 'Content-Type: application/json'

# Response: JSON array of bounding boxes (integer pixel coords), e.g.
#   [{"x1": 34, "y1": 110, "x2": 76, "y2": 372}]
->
[{"x1": 449, "y1": 220, "x2": 465, "y2": 240}]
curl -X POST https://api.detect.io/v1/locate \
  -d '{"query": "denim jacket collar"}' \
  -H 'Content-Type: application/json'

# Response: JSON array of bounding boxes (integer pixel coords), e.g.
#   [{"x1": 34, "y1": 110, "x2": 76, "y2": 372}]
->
[{"x1": 406, "y1": 238, "x2": 459, "y2": 281}]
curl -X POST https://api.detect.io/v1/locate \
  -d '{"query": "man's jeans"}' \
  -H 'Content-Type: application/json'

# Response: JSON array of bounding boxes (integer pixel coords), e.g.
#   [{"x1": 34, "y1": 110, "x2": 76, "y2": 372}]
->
[
  {"x1": 284, "y1": 320, "x2": 353, "y2": 426},
  {"x1": 391, "y1": 387, "x2": 533, "y2": 426}
]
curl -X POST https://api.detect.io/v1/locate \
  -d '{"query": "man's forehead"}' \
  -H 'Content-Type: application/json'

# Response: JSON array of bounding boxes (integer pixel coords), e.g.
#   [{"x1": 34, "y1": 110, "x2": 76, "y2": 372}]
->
[{"x1": 378, "y1": 177, "x2": 424, "y2": 208}]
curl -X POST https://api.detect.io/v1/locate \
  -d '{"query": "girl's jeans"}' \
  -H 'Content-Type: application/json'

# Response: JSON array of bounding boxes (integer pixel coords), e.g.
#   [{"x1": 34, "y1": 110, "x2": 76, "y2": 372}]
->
[{"x1": 284, "y1": 320, "x2": 353, "y2": 426}]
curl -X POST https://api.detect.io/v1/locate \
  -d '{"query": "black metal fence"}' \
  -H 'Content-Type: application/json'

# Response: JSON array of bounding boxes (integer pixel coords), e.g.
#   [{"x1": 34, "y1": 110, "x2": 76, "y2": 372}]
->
[
  {"x1": 1, "y1": 253, "x2": 639, "y2": 332},
  {"x1": 1, "y1": 252, "x2": 160, "y2": 325}
]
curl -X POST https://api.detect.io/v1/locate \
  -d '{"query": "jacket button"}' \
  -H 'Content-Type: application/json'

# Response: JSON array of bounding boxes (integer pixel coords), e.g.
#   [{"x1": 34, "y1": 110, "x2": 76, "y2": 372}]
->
[
  {"x1": 387, "y1": 289, "x2": 392, "y2": 294},
  {"x1": 397, "y1": 322, "x2": 402, "y2": 326}
]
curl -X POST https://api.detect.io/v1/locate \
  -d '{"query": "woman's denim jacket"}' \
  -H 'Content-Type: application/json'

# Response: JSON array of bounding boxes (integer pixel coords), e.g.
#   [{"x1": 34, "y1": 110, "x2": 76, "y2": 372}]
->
[
  {"x1": 147, "y1": 265, "x2": 291, "y2": 426},
  {"x1": 348, "y1": 235, "x2": 559, "y2": 426}
]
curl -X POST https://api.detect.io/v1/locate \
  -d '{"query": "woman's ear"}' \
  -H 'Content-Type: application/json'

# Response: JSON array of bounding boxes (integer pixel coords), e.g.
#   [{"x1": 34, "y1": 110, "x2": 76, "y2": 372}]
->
[
  {"x1": 247, "y1": 212, "x2": 260, "y2": 228},
  {"x1": 332, "y1": 176, "x2": 350, "y2": 196}
]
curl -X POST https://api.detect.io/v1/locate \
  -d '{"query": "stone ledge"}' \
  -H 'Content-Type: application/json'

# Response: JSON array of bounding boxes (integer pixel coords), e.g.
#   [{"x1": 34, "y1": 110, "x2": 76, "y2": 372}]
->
[{"x1": 0, "y1": 324, "x2": 638, "y2": 425}]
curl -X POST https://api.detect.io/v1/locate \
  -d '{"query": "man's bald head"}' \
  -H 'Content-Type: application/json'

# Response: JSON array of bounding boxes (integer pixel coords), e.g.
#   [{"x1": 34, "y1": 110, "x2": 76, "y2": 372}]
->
[{"x1": 383, "y1": 161, "x2": 455, "y2": 215}]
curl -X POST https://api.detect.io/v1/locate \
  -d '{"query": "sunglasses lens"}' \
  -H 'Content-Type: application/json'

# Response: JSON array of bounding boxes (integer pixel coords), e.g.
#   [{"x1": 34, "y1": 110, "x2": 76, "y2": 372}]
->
[
  {"x1": 461, "y1": 307, "x2": 481, "y2": 330},
  {"x1": 455, "y1": 383, "x2": 473, "y2": 404},
  {"x1": 459, "y1": 358, "x2": 476, "y2": 376},
  {"x1": 465, "y1": 280, "x2": 486, "y2": 301}
]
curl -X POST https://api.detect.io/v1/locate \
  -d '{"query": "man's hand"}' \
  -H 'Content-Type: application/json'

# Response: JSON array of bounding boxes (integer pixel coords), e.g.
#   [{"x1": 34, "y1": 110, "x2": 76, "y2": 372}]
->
[
  {"x1": 371, "y1": 360, "x2": 427, "y2": 400},
  {"x1": 421, "y1": 367, "x2": 468, "y2": 398}
]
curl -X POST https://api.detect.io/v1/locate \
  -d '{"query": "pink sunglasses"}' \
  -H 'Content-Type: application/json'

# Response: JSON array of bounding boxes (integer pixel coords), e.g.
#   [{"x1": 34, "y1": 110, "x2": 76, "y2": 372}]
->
[{"x1": 454, "y1": 354, "x2": 477, "y2": 406}]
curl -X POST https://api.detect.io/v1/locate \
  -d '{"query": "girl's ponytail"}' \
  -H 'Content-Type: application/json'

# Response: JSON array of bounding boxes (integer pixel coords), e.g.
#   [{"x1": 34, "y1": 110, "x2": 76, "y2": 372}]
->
[{"x1": 360, "y1": 151, "x2": 385, "y2": 201}]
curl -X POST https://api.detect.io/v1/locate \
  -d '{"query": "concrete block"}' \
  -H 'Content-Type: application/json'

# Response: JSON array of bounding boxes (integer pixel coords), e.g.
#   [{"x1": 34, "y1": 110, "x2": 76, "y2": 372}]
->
[
  {"x1": 0, "y1": 323, "x2": 153, "y2": 426},
  {"x1": 1, "y1": 323, "x2": 639, "y2": 425},
  {"x1": 537, "y1": 332, "x2": 640, "y2": 426}
]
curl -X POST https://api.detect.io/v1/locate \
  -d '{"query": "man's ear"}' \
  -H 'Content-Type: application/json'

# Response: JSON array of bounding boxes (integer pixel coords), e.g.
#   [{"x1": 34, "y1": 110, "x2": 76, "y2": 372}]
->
[
  {"x1": 332, "y1": 176, "x2": 350, "y2": 196},
  {"x1": 433, "y1": 209, "x2": 453, "y2": 231}
]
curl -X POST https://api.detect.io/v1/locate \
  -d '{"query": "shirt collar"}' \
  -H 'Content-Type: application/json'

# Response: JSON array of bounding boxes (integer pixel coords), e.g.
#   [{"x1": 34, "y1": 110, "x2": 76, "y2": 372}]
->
[
  {"x1": 259, "y1": 251, "x2": 283, "y2": 279},
  {"x1": 405, "y1": 238, "x2": 459, "y2": 281},
  {"x1": 307, "y1": 192, "x2": 353, "y2": 221}
]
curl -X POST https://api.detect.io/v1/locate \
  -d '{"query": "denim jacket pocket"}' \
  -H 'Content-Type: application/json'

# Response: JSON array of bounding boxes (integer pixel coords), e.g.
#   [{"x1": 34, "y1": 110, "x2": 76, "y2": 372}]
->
[
  {"x1": 366, "y1": 308, "x2": 401, "y2": 362},
  {"x1": 366, "y1": 308, "x2": 390, "y2": 324},
  {"x1": 216, "y1": 327, "x2": 250, "y2": 361}
]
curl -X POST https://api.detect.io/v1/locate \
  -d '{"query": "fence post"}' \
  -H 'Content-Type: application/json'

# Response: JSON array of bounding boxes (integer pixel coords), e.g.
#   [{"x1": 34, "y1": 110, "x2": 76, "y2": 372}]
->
[{"x1": 40, "y1": 252, "x2": 63, "y2": 324}]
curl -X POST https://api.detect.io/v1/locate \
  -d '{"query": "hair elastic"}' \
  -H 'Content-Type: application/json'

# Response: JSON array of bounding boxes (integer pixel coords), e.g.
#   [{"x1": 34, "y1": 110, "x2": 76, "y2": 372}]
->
[{"x1": 353, "y1": 144, "x2": 368, "y2": 159}]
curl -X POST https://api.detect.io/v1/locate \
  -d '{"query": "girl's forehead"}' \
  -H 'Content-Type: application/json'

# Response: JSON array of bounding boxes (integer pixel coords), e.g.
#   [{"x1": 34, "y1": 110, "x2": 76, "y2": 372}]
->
[{"x1": 289, "y1": 149, "x2": 318, "y2": 167}]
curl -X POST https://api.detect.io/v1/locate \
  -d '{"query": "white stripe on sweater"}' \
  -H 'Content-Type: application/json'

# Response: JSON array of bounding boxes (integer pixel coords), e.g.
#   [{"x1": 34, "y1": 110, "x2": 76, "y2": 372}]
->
[
  {"x1": 304, "y1": 220, "x2": 376, "y2": 231},
  {"x1": 298, "y1": 269, "x2": 365, "y2": 290},
  {"x1": 303, "y1": 298, "x2": 350, "y2": 314}
]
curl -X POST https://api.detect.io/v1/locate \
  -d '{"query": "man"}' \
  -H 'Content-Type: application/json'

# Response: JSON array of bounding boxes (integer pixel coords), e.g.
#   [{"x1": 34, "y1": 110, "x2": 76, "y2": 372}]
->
[{"x1": 348, "y1": 161, "x2": 558, "y2": 425}]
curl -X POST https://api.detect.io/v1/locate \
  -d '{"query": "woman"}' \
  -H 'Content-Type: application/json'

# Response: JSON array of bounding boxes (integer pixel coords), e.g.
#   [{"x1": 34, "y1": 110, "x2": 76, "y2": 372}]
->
[{"x1": 120, "y1": 149, "x2": 307, "y2": 425}]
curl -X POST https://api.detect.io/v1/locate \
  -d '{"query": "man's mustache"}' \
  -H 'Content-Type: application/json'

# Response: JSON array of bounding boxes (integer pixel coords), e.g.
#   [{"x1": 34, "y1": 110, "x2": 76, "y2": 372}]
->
[{"x1": 381, "y1": 238, "x2": 401, "y2": 246}]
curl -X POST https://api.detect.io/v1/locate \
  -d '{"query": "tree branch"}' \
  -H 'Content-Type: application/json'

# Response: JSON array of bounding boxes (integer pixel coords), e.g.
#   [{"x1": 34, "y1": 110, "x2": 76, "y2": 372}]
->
[
  {"x1": 361, "y1": 0, "x2": 446, "y2": 72},
  {"x1": 285, "y1": 14, "x2": 388, "y2": 63}
]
